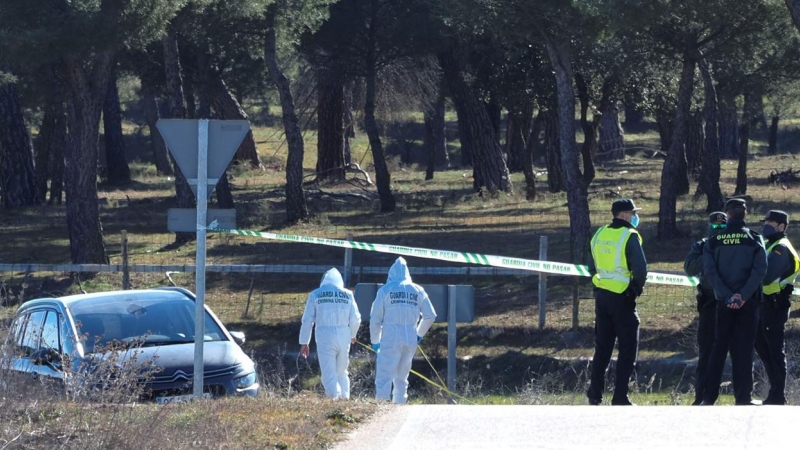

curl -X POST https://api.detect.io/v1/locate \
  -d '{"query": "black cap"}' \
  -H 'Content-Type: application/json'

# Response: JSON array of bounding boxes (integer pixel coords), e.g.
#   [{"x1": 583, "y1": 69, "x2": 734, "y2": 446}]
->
[
  {"x1": 724, "y1": 198, "x2": 747, "y2": 212},
  {"x1": 611, "y1": 198, "x2": 642, "y2": 214},
  {"x1": 708, "y1": 211, "x2": 727, "y2": 223},
  {"x1": 762, "y1": 210, "x2": 789, "y2": 225}
]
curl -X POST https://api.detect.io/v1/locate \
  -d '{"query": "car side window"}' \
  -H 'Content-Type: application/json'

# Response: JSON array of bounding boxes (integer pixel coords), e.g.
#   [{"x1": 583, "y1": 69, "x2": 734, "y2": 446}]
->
[
  {"x1": 19, "y1": 311, "x2": 46, "y2": 356},
  {"x1": 41, "y1": 311, "x2": 61, "y2": 352}
]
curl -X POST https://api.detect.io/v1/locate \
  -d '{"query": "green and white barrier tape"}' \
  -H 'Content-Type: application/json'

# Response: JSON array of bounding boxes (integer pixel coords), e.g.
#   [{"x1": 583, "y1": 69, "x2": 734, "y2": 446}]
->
[{"x1": 211, "y1": 227, "x2": 716, "y2": 289}]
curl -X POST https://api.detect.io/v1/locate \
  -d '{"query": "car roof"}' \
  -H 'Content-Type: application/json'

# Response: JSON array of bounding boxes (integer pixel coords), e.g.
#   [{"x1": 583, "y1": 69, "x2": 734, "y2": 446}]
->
[{"x1": 19, "y1": 288, "x2": 194, "y2": 311}]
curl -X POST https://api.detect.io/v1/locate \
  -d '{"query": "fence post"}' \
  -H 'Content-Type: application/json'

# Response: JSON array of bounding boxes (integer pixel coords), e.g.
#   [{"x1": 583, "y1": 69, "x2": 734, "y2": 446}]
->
[
  {"x1": 121, "y1": 230, "x2": 129, "y2": 290},
  {"x1": 538, "y1": 236, "x2": 547, "y2": 329},
  {"x1": 447, "y1": 284, "x2": 457, "y2": 404},
  {"x1": 343, "y1": 233, "x2": 354, "y2": 287}
]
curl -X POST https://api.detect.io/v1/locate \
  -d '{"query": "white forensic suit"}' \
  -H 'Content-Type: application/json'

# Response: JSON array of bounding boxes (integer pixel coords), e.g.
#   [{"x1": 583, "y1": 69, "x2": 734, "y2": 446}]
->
[
  {"x1": 370, "y1": 257, "x2": 437, "y2": 404},
  {"x1": 299, "y1": 268, "x2": 361, "y2": 399}
]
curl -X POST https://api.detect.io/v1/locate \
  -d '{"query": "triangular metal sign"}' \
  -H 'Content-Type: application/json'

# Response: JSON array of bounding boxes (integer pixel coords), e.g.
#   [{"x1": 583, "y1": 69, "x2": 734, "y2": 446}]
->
[{"x1": 156, "y1": 119, "x2": 251, "y2": 199}]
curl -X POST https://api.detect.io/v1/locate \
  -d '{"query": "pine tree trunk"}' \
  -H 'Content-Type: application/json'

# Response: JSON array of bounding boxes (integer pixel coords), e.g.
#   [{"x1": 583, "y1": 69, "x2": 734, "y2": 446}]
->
[
  {"x1": 102, "y1": 68, "x2": 131, "y2": 184},
  {"x1": 424, "y1": 82, "x2": 448, "y2": 181},
  {"x1": 0, "y1": 65, "x2": 40, "y2": 209},
  {"x1": 505, "y1": 102, "x2": 532, "y2": 173},
  {"x1": 542, "y1": 108, "x2": 564, "y2": 193},
  {"x1": 521, "y1": 110, "x2": 538, "y2": 201},
  {"x1": 265, "y1": 4, "x2": 308, "y2": 224},
  {"x1": 364, "y1": 2, "x2": 396, "y2": 211},
  {"x1": 598, "y1": 101, "x2": 625, "y2": 161},
  {"x1": 735, "y1": 92, "x2": 760, "y2": 196},
  {"x1": 657, "y1": 54, "x2": 695, "y2": 239},
  {"x1": 686, "y1": 112, "x2": 703, "y2": 181},
  {"x1": 36, "y1": 69, "x2": 56, "y2": 201},
  {"x1": 343, "y1": 81, "x2": 356, "y2": 165},
  {"x1": 439, "y1": 47, "x2": 511, "y2": 193},
  {"x1": 316, "y1": 71, "x2": 346, "y2": 182},
  {"x1": 544, "y1": 37, "x2": 591, "y2": 264},
  {"x1": 575, "y1": 73, "x2": 597, "y2": 184},
  {"x1": 63, "y1": 56, "x2": 111, "y2": 264},
  {"x1": 140, "y1": 77, "x2": 173, "y2": 175},
  {"x1": 163, "y1": 30, "x2": 196, "y2": 245},
  {"x1": 787, "y1": 0, "x2": 800, "y2": 32},
  {"x1": 768, "y1": 116, "x2": 779, "y2": 155},
  {"x1": 718, "y1": 92, "x2": 739, "y2": 159},
  {"x1": 208, "y1": 71, "x2": 262, "y2": 169},
  {"x1": 698, "y1": 59, "x2": 724, "y2": 212}
]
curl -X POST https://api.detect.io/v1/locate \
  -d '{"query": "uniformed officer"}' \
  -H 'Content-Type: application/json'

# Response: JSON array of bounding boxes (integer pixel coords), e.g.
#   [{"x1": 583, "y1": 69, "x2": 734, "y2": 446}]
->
[
  {"x1": 755, "y1": 210, "x2": 798, "y2": 405},
  {"x1": 701, "y1": 198, "x2": 767, "y2": 405},
  {"x1": 684, "y1": 211, "x2": 728, "y2": 405},
  {"x1": 586, "y1": 198, "x2": 648, "y2": 406}
]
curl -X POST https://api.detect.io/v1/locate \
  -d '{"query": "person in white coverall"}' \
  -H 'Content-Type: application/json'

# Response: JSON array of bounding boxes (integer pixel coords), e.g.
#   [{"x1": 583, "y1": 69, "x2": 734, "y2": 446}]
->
[
  {"x1": 299, "y1": 268, "x2": 361, "y2": 399},
  {"x1": 370, "y1": 257, "x2": 437, "y2": 404}
]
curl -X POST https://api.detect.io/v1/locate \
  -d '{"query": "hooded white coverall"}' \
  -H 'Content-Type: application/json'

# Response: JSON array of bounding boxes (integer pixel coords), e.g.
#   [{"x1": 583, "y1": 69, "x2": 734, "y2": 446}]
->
[
  {"x1": 370, "y1": 257, "x2": 437, "y2": 404},
  {"x1": 299, "y1": 268, "x2": 361, "y2": 399}
]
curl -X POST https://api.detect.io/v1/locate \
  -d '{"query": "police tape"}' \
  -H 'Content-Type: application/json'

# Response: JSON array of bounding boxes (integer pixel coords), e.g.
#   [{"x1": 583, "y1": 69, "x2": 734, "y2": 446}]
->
[{"x1": 212, "y1": 227, "x2": 800, "y2": 294}]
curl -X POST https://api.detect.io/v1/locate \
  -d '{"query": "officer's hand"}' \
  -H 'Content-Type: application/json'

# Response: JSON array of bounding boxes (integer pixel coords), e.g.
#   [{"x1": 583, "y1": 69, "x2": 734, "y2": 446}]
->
[
  {"x1": 727, "y1": 294, "x2": 744, "y2": 309},
  {"x1": 371, "y1": 343, "x2": 380, "y2": 353},
  {"x1": 417, "y1": 335, "x2": 424, "y2": 344},
  {"x1": 351, "y1": 338, "x2": 356, "y2": 345},
  {"x1": 300, "y1": 344, "x2": 309, "y2": 359}
]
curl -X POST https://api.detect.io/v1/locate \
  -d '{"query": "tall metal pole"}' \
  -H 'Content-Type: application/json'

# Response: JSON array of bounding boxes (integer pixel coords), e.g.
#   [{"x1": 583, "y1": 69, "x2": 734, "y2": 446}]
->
[
  {"x1": 193, "y1": 119, "x2": 209, "y2": 398},
  {"x1": 538, "y1": 236, "x2": 548, "y2": 329},
  {"x1": 447, "y1": 284, "x2": 457, "y2": 403}
]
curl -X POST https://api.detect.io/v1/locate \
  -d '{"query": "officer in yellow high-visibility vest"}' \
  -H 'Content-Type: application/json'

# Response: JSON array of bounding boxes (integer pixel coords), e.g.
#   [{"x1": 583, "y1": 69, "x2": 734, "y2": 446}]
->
[
  {"x1": 755, "y1": 210, "x2": 798, "y2": 405},
  {"x1": 586, "y1": 198, "x2": 648, "y2": 406}
]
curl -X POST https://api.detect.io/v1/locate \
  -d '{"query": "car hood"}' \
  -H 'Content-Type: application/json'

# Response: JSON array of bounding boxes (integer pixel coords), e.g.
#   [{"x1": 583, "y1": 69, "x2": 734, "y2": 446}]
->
[{"x1": 88, "y1": 341, "x2": 254, "y2": 378}]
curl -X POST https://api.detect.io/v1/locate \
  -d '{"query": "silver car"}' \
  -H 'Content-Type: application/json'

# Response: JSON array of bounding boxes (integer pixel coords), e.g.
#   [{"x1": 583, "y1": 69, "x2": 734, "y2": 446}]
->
[{"x1": 1, "y1": 287, "x2": 259, "y2": 402}]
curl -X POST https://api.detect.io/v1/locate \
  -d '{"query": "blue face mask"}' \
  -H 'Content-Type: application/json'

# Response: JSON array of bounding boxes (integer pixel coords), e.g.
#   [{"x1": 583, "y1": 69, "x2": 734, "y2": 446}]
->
[
  {"x1": 762, "y1": 225, "x2": 778, "y2": 237},
  {"x1": 630, "y1": 214, "x2": 640, "y2": 228}
]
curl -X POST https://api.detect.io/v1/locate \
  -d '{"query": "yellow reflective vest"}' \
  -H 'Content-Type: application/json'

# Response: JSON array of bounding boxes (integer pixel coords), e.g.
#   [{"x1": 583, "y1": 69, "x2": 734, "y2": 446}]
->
[
  {"x1": 763, "y1": 237, "x2": 800, "y2": 295},
  {"x1": 591, "y1": 226, "x2": 642, "y2": 294}
]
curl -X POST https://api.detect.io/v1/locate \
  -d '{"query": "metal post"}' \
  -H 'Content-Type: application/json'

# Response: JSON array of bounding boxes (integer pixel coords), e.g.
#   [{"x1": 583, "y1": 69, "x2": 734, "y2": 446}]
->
[
  {"x1": 343, "y1": 233, "x2": 353, "y2": 287},
  {"x1": 447, "y1": 284, "x2": 457, "y2": 403},
  {"x1": 538, "y1": 236, "x2": 547, "y2": 329},
  {"x1": 193, "y1": 119, "x2": 209, "y2": 398},
  {"x1": 121, "y1": 230, "x2": 129, "y2": 290}
]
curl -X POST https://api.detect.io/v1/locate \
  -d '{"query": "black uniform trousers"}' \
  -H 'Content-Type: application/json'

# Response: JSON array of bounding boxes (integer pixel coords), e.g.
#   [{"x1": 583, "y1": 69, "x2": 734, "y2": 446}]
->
[
  {"x1": 587, "y1": 289, "x2": 640, "y2": 403},
  {"x1": 694, "y1": 294, "x2": 717, "y2": 405},
  {"x1": 754, "y1": 295, "x2": 791, "y2": 404},
  {"x1": 703, "y1": 296, "x2": 759, "y2": 405}
]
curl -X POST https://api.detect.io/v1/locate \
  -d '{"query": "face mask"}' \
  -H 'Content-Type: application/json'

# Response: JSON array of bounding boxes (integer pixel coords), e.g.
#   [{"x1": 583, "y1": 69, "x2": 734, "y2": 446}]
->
[
  {"x1": 762, "y1": 225, "x2": 778, "y2": 237},
  {"x1": 630, "y1": 214, "x2": 640, "y2": 228}
]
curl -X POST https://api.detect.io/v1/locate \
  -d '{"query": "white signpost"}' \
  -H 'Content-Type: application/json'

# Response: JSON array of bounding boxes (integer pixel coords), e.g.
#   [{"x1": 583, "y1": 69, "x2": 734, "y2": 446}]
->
[{"x1": 156, "y1": 119, "x2": 250, "y2": 398}]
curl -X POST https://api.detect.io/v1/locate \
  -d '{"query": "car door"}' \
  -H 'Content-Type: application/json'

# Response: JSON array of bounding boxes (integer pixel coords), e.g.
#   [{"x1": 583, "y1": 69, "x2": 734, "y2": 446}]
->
[{"x1": 7, "y1": 310, "x2": 65, "y2": 393}]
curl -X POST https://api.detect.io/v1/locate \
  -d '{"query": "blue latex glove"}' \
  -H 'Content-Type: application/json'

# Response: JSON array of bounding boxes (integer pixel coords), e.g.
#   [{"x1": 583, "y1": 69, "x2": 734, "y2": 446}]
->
[
  {"x1": 371, "y1": 343, "x2": 380, "y2": 353},
  {"x1": 417, "y1": 335, "x2": 423, "y2": 344}
]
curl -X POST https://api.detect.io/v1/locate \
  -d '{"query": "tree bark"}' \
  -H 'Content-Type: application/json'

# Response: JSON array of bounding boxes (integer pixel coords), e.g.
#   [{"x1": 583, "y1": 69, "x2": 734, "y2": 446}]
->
[
  {"x1": 63, "y1": 56, "x2": 111, "y2": 264},
  {"x1": 439, "y1": 46, "x2": 511, "y2": 194},
  {"x1": 0, "y1": 65, "x2": 40, "y2": 209},
  {"x1": 505, "y1": 102, "x2": 533, "y2": 174},
  {"x1": 542, "y1": 108, "x2": 564, "y2": 193},
  {"x1": 265, "y1": 4, "x2": 308, "y2": 223},
  {"x1": 102, "y1": 67, "x2": 131, "y2": 184},
  {"x1": 735, "y1": 91, "x2": 760, "y2": 196},
  {"x1": 544, "y1": 37, "x2": 591, "y2": 264},
  {"x1": 208, "y1": 70, "x2": 262, "y2": 169},
  {"x1": 163, "y1": 30, "x2": 196, "y2": 245},
  {"x1": 718, "y1": 92, "x2": 739, "y2": 159},
  {"x1": 575, "y1": 73, "x2": 598, "y2": 184},
  {"x1": 140, "y1": 76, "x2": 173, "y2": 175},
  {"x1": 424, "y1": 81, "x2": 448, "y2": 180},
  {"x1": 686, "y1": 112, "x2": 703, "y2": 181},
  {"x1": 697, "y1": 59, "x2": 724, "y2": 212},
  {"x1": 363, "y1": 0, "x2": 396, "y2": 211},
  {"x1": 35, "y1": 66, "x2": 59, "y2": 202},
  {"x1": 657, "y1": 54, "x2": 695, "y2": 239},
  {"x1": 786, "y1": 0, "x2": 800, "y2": 32},
  {"x1": 343, "y1": 80, "x2": 356, "y2": 165},
  {"x1": 768, "y1": 115, "x2": 779, "y2": 155},
  {"x1": 598, "y1": 100, "x2": 625, "y2": 162},
  {"x1": 520, "y1": 111, "x2": 538, "y2": 201},
  {"x1": 316, "y1": 70, "x2": 346, "y2": 182}
]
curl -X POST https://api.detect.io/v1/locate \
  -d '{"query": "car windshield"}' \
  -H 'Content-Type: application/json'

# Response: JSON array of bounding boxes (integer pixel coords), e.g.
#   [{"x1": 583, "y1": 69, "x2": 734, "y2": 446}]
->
[{"x1": 69, "y1": 293, "x2": 227, "y2": 353}]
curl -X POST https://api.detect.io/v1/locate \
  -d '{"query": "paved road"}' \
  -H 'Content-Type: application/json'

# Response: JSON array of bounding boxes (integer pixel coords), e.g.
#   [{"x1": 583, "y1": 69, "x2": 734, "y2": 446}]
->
[{"x1": 335, "y1": 404, "x2": 797, "y2": 449}]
